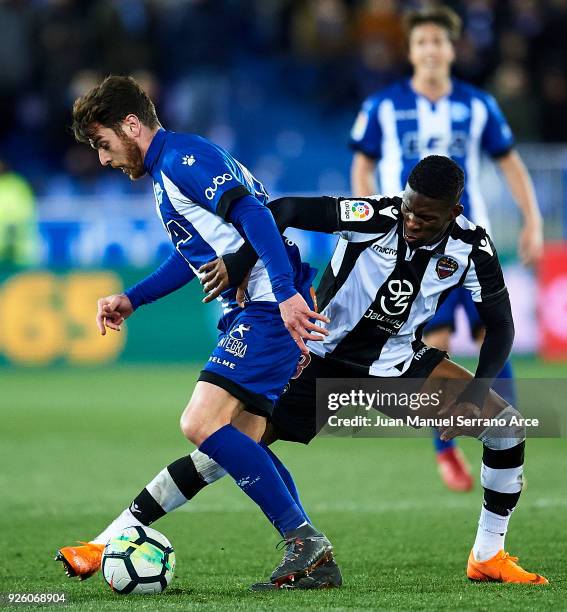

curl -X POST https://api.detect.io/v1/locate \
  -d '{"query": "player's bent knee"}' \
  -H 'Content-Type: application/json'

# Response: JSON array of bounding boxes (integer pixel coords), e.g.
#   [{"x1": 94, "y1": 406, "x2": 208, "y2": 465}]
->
[
  {"x1": 478, "y1": 405, "x2": 526, "y2": 450},
  {"x1": 179, "y1": 409, "x2": 208, "y2": 446},
  {"x1": 180, "y1": 402, "x2": 230, "y2": 446}
]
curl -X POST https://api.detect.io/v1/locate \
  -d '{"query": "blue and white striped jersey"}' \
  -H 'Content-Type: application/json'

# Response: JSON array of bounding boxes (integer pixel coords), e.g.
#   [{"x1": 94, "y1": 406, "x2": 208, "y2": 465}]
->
[
  {"x1": 143, "y1": 128, "x2": 296, "y2": 310},
  {"x1": 349, "y1": 78, "x2": 514, "y2": 231}
]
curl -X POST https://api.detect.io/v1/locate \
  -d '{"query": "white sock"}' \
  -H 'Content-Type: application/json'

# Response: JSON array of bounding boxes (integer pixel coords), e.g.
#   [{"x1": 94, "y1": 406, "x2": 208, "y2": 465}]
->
[
  {"x1": 473, "y1": 507, "x2": 510, "y2": 561},
  {"x1": 190, "y1": 449, "x2": 227, "y2": 484},
  {"x1": 91, "y1": 508, "x2": 144, "y2": 545}
]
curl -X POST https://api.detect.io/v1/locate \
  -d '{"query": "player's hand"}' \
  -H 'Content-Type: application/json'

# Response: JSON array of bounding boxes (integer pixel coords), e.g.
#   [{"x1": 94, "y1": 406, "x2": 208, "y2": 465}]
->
[
  {"x1": 199, "y1": 258, "x2": 229, "y2": 303},
  {"x1": 437, "y1": 400, "x2": 482, "y2": 441},
  {"x1": 96, "y1": 294, "x2": 133, "y2": 335},
  {"x1": 279, "y1": 293, "x2": 329, "y2": 356},
  {"x1": 518, "y1": 222, "x2": 543, "y2": 266}
]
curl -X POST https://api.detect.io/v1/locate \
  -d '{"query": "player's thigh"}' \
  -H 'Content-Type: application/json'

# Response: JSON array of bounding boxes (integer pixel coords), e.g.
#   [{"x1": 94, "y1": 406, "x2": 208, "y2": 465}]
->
[
  {"x1": 271, "y1": 353, "x2": 336, "y2": 445},
  {"x1": 180, "y1": 381, "x2": 245, "y2": 444}
]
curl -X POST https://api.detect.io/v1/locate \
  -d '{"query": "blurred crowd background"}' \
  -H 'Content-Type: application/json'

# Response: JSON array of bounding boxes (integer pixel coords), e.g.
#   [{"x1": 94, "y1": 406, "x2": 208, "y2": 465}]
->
[
  {"x1": 2, "y1": 0, "x2": 567, "y2": 195},
  {"x1": 0, "y1": 0, "x2": 566, "y2": 366}
]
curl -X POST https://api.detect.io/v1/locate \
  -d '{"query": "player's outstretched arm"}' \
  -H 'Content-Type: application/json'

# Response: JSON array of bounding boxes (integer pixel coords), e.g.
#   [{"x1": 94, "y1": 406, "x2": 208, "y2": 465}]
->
[{"x1": 200, "y1": 195, "x2": 393, "y2": 303}]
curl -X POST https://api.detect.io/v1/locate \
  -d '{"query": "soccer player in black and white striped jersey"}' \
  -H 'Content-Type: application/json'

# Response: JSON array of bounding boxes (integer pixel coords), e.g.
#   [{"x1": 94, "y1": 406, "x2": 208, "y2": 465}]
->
[{"x1": 56, "y1": 156, "x2": 547, "y2": 587}]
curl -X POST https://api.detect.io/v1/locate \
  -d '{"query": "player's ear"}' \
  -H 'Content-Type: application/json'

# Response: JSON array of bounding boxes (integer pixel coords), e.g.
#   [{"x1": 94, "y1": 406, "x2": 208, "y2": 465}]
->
[
  {"x1": 123, "y1": 114, "x2": 141, "y2": 137},
  {"x1": 451, "y1": 203, "x2": 463, "y2": 220}
]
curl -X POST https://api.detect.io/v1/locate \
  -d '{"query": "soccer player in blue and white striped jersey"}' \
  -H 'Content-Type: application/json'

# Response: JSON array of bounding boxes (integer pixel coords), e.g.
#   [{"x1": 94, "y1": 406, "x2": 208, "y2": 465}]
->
[
  {"x1": 349, "y1": 6, "x2": 543, "y2": 491},
  {"x1": 57, "y1": 76, "x2": 335, "y2": 587}
]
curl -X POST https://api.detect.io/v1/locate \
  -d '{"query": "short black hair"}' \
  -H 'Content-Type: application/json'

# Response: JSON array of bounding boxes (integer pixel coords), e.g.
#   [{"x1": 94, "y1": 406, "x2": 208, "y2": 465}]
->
[{"x1": 408, "y1": 155, "x2": 464, "y2": 203}]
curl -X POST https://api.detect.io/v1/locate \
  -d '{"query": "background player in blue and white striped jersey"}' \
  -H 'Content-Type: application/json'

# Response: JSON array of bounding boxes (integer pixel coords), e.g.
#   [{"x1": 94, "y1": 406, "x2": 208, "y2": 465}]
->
[
  {"x1": 349, "y1": 6, "x2": 543, "y2": 492},
  {"x1": 57, "y1": 76, "x2": 335, "y2": 588}
]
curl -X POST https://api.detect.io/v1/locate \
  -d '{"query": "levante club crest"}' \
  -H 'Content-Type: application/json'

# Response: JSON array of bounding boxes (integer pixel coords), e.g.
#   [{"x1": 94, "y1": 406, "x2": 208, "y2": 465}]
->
[{"x1": 435, "y1": 256, "x2": 459, "y2": 280}]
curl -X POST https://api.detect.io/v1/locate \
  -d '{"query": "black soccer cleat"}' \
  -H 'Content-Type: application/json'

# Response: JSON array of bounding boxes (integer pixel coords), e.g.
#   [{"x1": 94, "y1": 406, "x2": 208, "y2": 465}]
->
[
  {"x1": 270, "y1": 524, "x2": 334, "y2": 586},
  {"x1": 251, "y1": 556, "x2": 342, "y2": 590}
]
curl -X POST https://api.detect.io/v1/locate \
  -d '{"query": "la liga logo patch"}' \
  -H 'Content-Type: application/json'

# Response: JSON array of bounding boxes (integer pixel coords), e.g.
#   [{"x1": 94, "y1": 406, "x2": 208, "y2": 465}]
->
[
  {"x1": 436, "y1": 256, "x2": 459, "y2": 279},
  {"x1": 340, "y1": 200, "x2": 374, "y2": 222}
]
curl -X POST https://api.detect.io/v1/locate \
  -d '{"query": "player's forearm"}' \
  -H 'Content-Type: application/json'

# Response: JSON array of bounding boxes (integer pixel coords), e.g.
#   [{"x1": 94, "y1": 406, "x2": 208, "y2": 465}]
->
[
  {"x1": 498, "y1": 151, "x2": 542, "y2": 227},
  {"x1": 267, "y1": 196, "x2": 340, "y2": 233},
  {"x1": 228, "y1": 195, "x2": 295, "y2": 302},
  {"x1": 125, "y1": 251, "x2": 195, "y2": 310},
  {"x1": 351, "y1": 152, "x2": 378, "y2": 197},
  {"x1": 459, "y1": 295, "x2": 515, "y2": 407}
]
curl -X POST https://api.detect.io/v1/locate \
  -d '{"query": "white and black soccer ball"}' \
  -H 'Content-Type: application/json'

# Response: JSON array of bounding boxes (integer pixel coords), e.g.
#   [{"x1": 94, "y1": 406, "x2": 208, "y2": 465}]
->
[{"x1": 102, "y1": 526, "x2": 175, "y2": 594}]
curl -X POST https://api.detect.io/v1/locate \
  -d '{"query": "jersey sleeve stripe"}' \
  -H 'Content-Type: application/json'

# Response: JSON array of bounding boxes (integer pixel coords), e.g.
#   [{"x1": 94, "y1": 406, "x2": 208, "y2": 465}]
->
[{"x1": 217, "y1": 184, "x2": 252, "y2": 220}]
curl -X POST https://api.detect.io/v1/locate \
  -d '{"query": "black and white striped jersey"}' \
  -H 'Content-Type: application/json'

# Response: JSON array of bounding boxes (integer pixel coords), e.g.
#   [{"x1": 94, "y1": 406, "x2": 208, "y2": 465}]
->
[{"x1": 307, "y1": 196, "x2": 508, "y2": 376}]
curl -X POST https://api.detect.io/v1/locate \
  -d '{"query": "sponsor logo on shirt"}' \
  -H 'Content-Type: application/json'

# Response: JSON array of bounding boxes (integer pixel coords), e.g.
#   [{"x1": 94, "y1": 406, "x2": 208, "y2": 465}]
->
[
  {"x1": 435, "y1": 256, "x2": 459, "y2": 279},
  {"x1": 401, "y1": 131, "x2": 469, "y2": 158},
  {"x1": 413, "y1": 345, "x2": 429, "y2": 361},
  {"x1": 395, "y1": 109, "x2": 418, "y2": 121},
  {"x1": 378, "y1": 205, "x2": 399, "y2": 220},
  {"x1": 205, "y1": 173, "x2": 233, "y2": 200},
  {"x1": 340, "y1": 200, "x2": 374, "y2": 221},
  {"x1": 363, "y1": 308, "x2": 404, "y2": 330},
  {"x1": 182, "y1": 154, "x2": 196, "y2": 166},
  {"x1": 478, "y1": 237, "x2": 494, "y2": 256},
  {"x1": 380, "y1": 279, "x2": 414, "y2": 316},
  {"x1": 371, "y1": 244, "x2": 397, "y2": 256}
]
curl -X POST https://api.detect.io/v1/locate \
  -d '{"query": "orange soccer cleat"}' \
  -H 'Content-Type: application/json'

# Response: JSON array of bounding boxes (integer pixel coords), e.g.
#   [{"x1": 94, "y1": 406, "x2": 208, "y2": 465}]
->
[
  {"x1": 437, "y1": 447, "x2": 473, "y2": 492},
  {"x1": 467, "y1": 549, "x2": 548, "y2": 584},
  {"x1": 55, "y1": 542, "x2": 105, "y2": 580}
]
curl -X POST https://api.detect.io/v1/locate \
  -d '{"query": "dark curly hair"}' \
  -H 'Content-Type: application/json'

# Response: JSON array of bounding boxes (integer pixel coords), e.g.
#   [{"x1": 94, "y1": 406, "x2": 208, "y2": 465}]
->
[
  {"x1": 72, "y1": 75, "x2": 159, "y2": 143},
  {"x1": 408, "y1": 155, "x2": 464, "y2": 203}
]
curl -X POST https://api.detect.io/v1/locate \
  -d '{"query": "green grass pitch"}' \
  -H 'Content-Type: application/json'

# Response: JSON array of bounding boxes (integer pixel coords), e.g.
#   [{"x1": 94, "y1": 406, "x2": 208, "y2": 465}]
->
[{"x1": 0, "y1": 358, "x2": 565, "y2": 610}]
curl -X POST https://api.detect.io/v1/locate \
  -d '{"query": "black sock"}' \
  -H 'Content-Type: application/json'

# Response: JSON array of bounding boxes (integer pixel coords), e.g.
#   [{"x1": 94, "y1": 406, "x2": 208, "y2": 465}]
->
[{"x1": 129, "y1": 455, "x2": 208, "y2": 526}]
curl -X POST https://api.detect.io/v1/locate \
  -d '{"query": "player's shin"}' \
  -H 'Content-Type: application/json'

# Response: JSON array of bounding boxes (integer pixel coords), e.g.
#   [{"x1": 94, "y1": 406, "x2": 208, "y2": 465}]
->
[
  {"x1": 260, "y1": 442, "x2": 311, "y2": 524},
  {"x1": 92, "y1": 453, "x2": 217, "y2": 544},
  {"x1": 199, "y1": 424, "x2": 308, "y2": 535},
  {"x1": 473, "y1": 412, "x2": 525, "y2": 562}
]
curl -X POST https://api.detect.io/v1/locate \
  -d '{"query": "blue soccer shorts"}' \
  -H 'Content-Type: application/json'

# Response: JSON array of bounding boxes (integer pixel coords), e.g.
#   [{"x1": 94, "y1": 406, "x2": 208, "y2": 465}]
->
[
  {"x1": 199, "y1": 262, "x2": 318, "y2": 417},
  {"x1": 199, "y1": 302, "x2": 302, "y2": 417},
  {"x1": 424, "y1": 286, "x2": 483, "y2": 339}
]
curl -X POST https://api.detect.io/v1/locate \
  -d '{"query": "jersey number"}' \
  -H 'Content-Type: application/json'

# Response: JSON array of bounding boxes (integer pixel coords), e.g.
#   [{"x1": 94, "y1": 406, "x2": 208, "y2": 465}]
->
[{"x1": 166, "y1": 220, "x2": 193, "y2": 261}]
